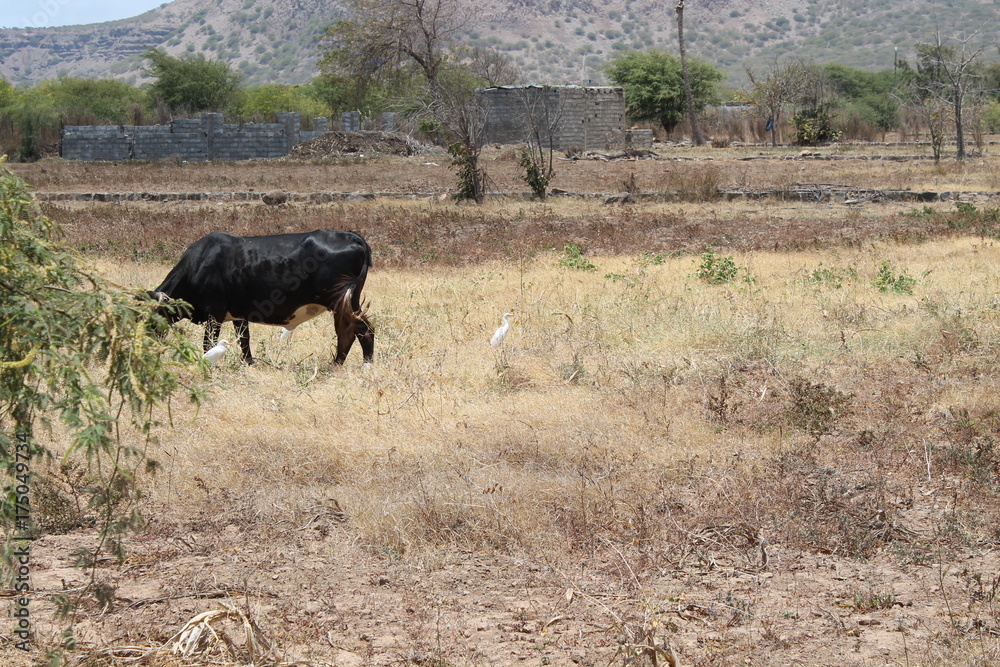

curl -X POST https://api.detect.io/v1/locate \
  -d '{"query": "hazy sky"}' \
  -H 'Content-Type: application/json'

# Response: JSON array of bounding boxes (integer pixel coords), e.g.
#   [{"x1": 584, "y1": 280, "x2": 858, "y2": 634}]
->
[{"x1": 1, "y1": 0, "x2": 170, "y2": 28}]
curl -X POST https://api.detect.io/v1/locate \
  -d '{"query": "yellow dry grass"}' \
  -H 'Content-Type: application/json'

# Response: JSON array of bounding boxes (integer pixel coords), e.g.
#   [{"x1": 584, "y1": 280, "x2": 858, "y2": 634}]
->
[{"x1": 89, "y1": 234, "x2": 1000, "y2": 564}]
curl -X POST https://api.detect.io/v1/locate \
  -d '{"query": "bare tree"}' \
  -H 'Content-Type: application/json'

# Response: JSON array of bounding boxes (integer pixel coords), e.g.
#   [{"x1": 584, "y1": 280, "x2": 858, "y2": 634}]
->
[
  {"x1": 739, "y1": 59, "x2": 811, "y2": 146},
  {"x1": 675, "y1": 1, "x2": 706, "y2": 145},
  {"x1": 460, "y1": 45, "x2": 522, "y2": 87},
  {"x1": 515, "y1": 87, "x2": 561, "y2": 198},
  {"x1": 914, "y1": 31, "x2": 987, "y2": 160},
  {"x1": 426, "y1": 65, "x2": 491, "y2": 202}
]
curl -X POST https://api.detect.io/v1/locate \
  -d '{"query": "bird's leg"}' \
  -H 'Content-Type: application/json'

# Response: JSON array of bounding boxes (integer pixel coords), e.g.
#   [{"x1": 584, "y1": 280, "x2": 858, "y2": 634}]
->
[
  {"x1": 203, "y1": 319, "x2": 221, "y2": 352},
  {"x1": 234, "y1": 320, "x2": 253, "y2": 365}
]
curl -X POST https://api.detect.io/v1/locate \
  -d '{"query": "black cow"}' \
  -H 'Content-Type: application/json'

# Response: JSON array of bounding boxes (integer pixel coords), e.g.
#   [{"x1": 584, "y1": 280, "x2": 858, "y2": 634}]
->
[{"x1": 148, "y1": 229, "x2": 374, "y2": 366}]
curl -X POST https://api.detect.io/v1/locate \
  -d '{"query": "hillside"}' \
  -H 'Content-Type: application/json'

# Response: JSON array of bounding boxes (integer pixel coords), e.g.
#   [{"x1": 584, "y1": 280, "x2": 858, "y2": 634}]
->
[{"x1": 0, "y1": 0, "x2": 997, "y2": 88}]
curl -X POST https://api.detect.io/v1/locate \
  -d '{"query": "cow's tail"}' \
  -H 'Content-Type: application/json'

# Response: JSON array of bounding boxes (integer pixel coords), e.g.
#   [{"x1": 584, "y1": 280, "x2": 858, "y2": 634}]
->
[
  {"x1": 333, "y1": 281, "x2": 369, "y2": 322},
  {"x1": 350, "y1": 231, "x2": 372, "y2": 314},
  {"x1": 333, "y1": 240, "x2": 372, "y2": 333}
]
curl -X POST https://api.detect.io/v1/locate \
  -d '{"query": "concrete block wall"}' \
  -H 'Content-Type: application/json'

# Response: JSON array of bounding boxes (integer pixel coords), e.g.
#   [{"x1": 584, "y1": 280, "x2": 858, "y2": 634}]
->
[
  {"x1": 477, "y1": 85, "x2": 626, "y2": 151},
  {"x1": 61, "y1": 112, "x2": 330, "y2": 162},
  {"x1": 625, "y1": 129, "x2": 654, "y2": 148}
]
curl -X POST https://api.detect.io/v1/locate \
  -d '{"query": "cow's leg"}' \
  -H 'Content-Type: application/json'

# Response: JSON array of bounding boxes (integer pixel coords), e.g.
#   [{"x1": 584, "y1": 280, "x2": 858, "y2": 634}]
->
[
  {"x1": 355, "y1": 313, "x2": 374, "y2": 364},
  {"x1": 234, "y1": 320, "x2": 253, "y2": 365},
  {"x1": 333, "y1": 313, "x2": 355, "y2": 365},
  {"x1": 203, "y1": 319, "x2": 221, "y2": 351}
]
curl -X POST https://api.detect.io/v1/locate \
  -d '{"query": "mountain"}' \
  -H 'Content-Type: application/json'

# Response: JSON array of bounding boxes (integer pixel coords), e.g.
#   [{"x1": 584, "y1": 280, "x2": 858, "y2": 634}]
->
[{"x1": 0, "y1": 0, "x2": 997, "y2": 89}]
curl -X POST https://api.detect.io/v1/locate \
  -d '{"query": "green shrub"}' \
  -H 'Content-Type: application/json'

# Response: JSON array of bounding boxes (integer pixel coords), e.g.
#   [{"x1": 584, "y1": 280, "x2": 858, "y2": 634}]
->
[
  {"x1": 808, "y1": 263, "x2": 856, "y2": 289},
  {"x1": 448, "y1": 141, "x2": 487, "y2": 203},
  {"x1": 695, "y1": 247, "x2": 738, "y2": 284},
  {"x1": 558, "y1": 244, "x2": 596, "y2": 271},
  {"x1": 872, "y1": 260, "x2": 916, "y2": 295},
  {"x1": 791, "y1": 107, "x2": 843, "y2": 145},
  {"x1": 518, "y1": 146, "x2": 553, "y2": 199},
  {"x1": 949, "y1": 202, "x2": 1000, "y2": 238}
]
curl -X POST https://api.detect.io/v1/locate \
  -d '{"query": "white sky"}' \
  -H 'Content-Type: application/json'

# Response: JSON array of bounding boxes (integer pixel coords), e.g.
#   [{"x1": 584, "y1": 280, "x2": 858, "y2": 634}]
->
[{"x1": 1, "y1": 0, "x2": 170, "y2": 28}]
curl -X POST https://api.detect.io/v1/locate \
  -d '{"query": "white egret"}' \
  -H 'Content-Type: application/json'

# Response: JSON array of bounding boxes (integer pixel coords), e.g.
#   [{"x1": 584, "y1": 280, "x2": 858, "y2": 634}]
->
[
  {"x1": 202, "y1": 340, "x2": 230, "y2": 366},
  {"x1": 490, "y1": 313, "x2": 513, "y2": 348},
  {"x1": 279, "y1": 327, "x2": 294, "y2": 342}
]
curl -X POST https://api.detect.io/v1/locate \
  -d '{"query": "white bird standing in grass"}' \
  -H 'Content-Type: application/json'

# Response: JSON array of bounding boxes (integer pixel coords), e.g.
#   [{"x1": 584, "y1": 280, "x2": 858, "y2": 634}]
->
[
  {"x1": 490, "y1": 313, "x2": 513, "y2": 348},
  {"x1": 203, "y1": 340, "x2": 229, "y2": 365}
]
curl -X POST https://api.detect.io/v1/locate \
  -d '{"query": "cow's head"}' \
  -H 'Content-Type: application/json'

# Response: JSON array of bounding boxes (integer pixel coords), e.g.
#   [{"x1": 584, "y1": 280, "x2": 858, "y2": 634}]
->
[{"x1": 138, "y1": 290, "x2": 192, "y2": 332}]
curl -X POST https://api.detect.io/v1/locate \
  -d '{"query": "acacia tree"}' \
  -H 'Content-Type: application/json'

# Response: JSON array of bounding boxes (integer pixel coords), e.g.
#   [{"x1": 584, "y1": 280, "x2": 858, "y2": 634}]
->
[
  {"x1": 318, "y1": 0, "x2": 475, "y2": 99},
  {"x1": 142, "y1": 48, "x2": 243, "y2": 115},
  {"x1": 739, "y1": 59, "x2": 811, "y2": 146},
  {"x1": 603, "y1": 49, "x2": 723, "y2": 135},
  {"x1": 0, "y1": 160, "x2": 201, "y2": 656}
]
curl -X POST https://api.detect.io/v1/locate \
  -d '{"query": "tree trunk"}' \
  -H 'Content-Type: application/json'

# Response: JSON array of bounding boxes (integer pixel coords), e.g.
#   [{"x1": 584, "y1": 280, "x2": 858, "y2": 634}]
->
[
  {"x1": 953, "y1": 82, "x2": 966, "y2": 161},
  {"x1": 676, "y1": 2, "x2": 706, "y2": 146}
]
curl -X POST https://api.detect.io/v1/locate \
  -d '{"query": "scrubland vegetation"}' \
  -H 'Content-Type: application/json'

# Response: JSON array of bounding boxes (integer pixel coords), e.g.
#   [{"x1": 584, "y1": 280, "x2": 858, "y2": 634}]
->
[{"x1": 4, "y1": 148, "x2": 1000, "y2": 665}]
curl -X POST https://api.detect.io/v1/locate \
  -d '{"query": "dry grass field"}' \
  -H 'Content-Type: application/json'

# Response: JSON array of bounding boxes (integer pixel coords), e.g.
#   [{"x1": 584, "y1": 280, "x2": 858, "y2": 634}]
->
[{"x1": 6, "y1": 143, "x2": 1000, "y2": 666}]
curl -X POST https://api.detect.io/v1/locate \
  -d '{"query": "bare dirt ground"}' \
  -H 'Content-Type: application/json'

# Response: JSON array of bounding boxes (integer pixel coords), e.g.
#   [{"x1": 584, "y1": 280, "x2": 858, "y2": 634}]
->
[
  {"x1": 5, "y1": 142, "x2": 1000, "y2": 666},
  {"x1": 22, "y1": 503, "x2": 1000, "y2": 667}
]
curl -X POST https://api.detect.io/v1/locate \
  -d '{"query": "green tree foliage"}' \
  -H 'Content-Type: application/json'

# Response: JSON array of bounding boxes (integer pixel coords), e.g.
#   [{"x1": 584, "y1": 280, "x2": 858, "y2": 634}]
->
[
  {"x1": 604, "y1": 49, "x2": 723, "y2": 133},
  {"x1": 824, "y1": 64, "x2": 900, "y2": 135},
  {"x1": 823, "y1": 63, "x2": 895, "y2": 99},
  {"x1": 238, "y1": 83, "x2": 328, "y2": 119},
  {"x1": 37, "y1": 77, "x2": 146, "y2": 125},
  {"x1": 0, "y1": 79, "x2": 14, "y2": 109},
  {"x1": 4, "y1": 100, "x2": 57, "y2": 162},
  {"x1": 142, "y1": 48, "x2": 243, "y2": 114},
  {"x1": 0, "y1": 160, "x2": 202, "y2": 611},
  {"x1": 310, "y1": 72, "x2": 401, "y2": 117},
  {"x1": 984, "y1": 103, "x2": 1000, "y2": 133},
  {"x1": 984, "y1": 63, "x2": 1000, "y2": 103},
  {"x1": 0, "y1": 82, "x2": 44, "y2": 161},
  {"x1": 315, "y1": 0, "x2": 504, "y2": 145},
  {"x1": 845, "y1": 93, "x2": 899, "y2": 136}
]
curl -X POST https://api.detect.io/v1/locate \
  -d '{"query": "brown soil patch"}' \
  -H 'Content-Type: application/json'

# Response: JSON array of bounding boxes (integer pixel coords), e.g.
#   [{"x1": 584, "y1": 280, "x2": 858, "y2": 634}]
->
[{"x1": 21, "y1": 511, "x2": 999, "y2": 667}]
